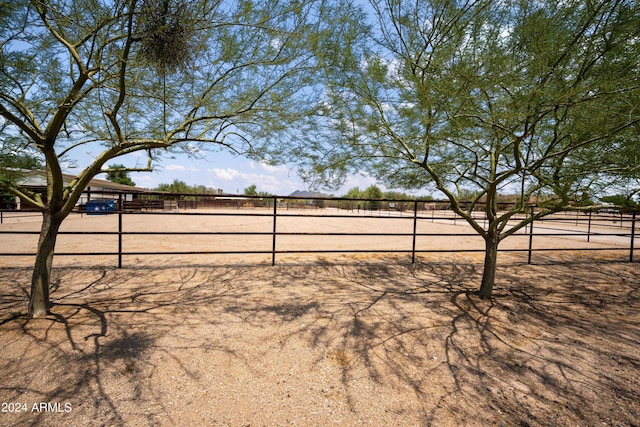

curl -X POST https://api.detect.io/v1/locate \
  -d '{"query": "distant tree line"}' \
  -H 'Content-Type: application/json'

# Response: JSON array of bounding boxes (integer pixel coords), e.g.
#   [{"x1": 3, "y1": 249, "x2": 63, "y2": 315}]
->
[
  {"x1": 155, "y1": 179, "x2": 222, "y2": 195},
  {"x1": 243, "y1": 184, "x2": 272, "y2": 197}
]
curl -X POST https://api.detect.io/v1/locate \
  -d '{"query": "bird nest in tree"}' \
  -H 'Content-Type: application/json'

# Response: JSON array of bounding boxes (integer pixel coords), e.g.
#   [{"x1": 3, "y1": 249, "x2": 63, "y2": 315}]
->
[{"x1": 137, "y1": 0, "x2": 198, "y2": 73}]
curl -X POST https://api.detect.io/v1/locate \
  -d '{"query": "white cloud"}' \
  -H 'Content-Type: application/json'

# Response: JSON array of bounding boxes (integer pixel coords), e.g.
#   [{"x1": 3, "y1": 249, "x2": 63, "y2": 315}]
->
[
  {"x1": 133, "y1": 175, "x2": 156, "y2": 189},
  {"x1": 259, "y1": 162, "x2": 288, "y2": 174},
  {"x1": 342, "y1": 172, "x2": 378, "y2": 190},
  {"x1": 270, "y1": 37, "x2": 283, "y2": 51},
  {"x1": 165, "y1": 164, "x2": 199, "y2": 172},
  {"x1": 165, "y1": 164, "x2": 186, "y2": 171},
  {"x1": 246, "y1": 161, "x2": 288, "y2": 174},
  {"x1": 206, "y1": 166, "x2": 299, "y2": 195},
  {"x1": 210, "y1": 168, "x2": 241, "y2": 181}
]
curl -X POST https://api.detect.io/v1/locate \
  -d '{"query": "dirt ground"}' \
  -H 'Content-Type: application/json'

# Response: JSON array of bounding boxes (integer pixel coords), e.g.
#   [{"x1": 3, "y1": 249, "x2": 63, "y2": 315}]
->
[{"x1": 0, "y1": 211, "x2": 639, "y2": 426}]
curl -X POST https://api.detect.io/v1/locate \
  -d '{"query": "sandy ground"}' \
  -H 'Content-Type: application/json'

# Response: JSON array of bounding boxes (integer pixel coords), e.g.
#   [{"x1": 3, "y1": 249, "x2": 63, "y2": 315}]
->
[{"x1": 0, "y1": 209, "x2": 639, "y2": 426}]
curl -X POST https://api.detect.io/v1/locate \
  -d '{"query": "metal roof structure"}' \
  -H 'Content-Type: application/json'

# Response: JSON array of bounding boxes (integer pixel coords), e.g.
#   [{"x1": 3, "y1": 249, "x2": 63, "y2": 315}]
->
[{"x1": 12, "y1": 170, "x2": 149, "y2": 193}]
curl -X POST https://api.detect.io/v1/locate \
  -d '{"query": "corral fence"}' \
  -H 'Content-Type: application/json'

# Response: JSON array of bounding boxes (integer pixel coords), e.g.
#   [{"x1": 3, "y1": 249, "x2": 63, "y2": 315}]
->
[{"x1": 0, "y1": 191, "x2": 637, "y2": 267}]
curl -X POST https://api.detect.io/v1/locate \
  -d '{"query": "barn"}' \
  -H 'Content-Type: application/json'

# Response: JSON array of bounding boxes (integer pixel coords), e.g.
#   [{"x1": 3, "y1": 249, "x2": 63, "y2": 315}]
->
[{"x1": 4, "y1": 170, "x2": 148, "y2": 211}]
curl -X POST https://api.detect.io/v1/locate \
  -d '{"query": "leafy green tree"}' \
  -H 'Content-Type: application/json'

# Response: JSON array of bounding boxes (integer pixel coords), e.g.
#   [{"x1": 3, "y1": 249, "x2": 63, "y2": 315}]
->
[
  {"x1": 105, "y1": 164, "x2": 136, "y2": 186},
  {"x1": 156, "y1": 179, "x2": 194, "y2": 193},
  {"x1": 362, "y1": 184, "x2": 382, "y2": 210},
  {"x1": 155, "y1": 179, "x2": 221, "y2": 195},
  {"x1": 600, "y1": 194, "x2": 639, "y2": 212},
  {"x1": 0, "y1": 133, "x2": 43, "y2": 182},
  {"x1": 244, "y1": 184, "x2": 258, "y2": 196},
  {"x1": 343, "y1": 187, "x2": 362, "y2": 199},
  {"x1": 362, "y1": 185, "x2": 381, "y2": 198},
  {"x1": 301, "y1": 0, "x2": 640, "y2": 298},
  {"x1": 382, "y1": 191, "x2": 412, "y2": 200},
  {"x1": 337, "y1": 186, "x2": 361, "y2": 210},
  {"x1": 0, "y1": 0, "x2": 356, "y2": 316},
  {"x1": 0, "y1": 135, "x2": 43, "y2": 209},
  {"x1": 243, "y1": 184, "x2": 272, "y2": 197},
  {"x1": 0, "y1": 142, "x2": 42, "y2": 171}
]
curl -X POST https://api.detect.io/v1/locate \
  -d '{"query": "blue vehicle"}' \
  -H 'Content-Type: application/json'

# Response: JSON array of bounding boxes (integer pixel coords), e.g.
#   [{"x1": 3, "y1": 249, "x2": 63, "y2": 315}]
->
[{"x1": 85, "y1": 199, "x2": 115, "y2": 215}]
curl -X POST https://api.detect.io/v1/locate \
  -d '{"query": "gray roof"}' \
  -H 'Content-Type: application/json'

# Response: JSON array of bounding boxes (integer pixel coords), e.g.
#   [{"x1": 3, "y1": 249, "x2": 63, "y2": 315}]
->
[{"x1": 10, "y1": 170, "x2": 148, "y2": 192}]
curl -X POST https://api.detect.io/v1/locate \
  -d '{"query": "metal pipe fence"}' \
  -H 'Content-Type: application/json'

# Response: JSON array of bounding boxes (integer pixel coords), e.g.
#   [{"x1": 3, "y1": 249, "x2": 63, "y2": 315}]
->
[
  {"x1": 0, "y1": 210, "x2": 41, "y2": 224},
  {"x1": 0, "y1": 193, "x2": 637, "y2": 267}
]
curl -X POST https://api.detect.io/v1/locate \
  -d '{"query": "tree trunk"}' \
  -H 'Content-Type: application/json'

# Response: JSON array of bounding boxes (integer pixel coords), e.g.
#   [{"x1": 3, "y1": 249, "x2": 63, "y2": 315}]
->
[
  {"x1": 28, "y1": 210, "x2": 63, "y2": 317},
  {"x1": 478, "y1": 231, "x2": 499, "y2": 299}
]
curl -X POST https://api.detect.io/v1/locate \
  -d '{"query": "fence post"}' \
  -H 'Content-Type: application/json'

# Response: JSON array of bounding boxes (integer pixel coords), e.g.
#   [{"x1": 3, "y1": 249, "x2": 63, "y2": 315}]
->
[
  {"x1": 412, "y1": 200, "x2": 418, "y2": 263},
  {"x1": 272, "y1": 196, "x2": 277, "y2": 266},
  {"x1": 118, "y1": 193, "x2": 123, "y2": 268},
  {"x1": 587, "y1": 210, "x2": 592, "y2": 242},
  {"x1": 631, "y1": 211, "x2": 636, "y2": 263},
  {"x1": 528, "y1": 206, "x2": 534, "y2": 265},
  {"x1": 620, "y1": 211, "x2": 624, "y2": 229}
]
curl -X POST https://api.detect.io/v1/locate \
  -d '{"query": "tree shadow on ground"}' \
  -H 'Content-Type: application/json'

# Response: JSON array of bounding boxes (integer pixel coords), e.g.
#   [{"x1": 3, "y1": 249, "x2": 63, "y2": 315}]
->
[
  {"x1": 0, "y1": 266, "x2": 255, "y2": 426},
  {"x1": 228, "y1": 259, "x2": 640, "y2": 425},
  {"x1": 0, "y1": 258, "x2": 638, "y2": 426}
]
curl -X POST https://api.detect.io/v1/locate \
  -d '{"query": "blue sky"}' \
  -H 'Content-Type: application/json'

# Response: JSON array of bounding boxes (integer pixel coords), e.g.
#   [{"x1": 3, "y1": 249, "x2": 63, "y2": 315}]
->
[
  {"x1": 81, "y1": 149, "x2": 392, "y2": 196},
  {"x1": 55, "y1": 1, "x2": 429, "y2": 198}
]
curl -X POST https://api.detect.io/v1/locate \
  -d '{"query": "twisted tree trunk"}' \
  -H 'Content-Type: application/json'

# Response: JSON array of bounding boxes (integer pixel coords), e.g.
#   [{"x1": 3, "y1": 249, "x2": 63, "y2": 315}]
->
[
  {"x1": 28, "y1": 210, "x2": 64, "y2": 317},
  {"x1": 478, "y1": 230, "x2": 499, "y2": 299}
]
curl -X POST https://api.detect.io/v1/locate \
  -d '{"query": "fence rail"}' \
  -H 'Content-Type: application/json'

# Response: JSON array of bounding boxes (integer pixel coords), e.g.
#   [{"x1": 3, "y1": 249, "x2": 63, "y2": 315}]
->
[{"x1": 0, "y1": 193, "x2": 637, "y2": 267}]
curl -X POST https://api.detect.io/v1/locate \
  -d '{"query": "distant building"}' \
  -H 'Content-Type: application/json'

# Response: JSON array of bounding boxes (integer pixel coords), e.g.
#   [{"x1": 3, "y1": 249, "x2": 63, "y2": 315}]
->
[
  {"x1": 5, "y1": 170, "x2": 148, "y2": 210},
  {"x1": 288, "y1": 190, "x2": 330, "y2": 198}
]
